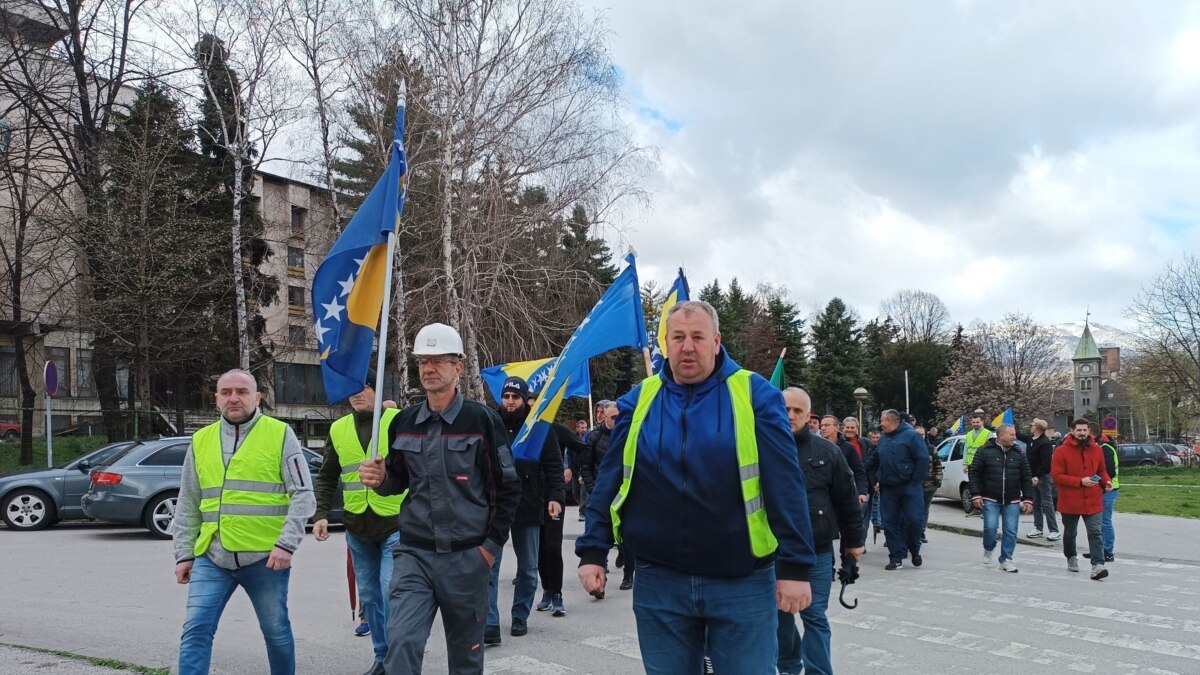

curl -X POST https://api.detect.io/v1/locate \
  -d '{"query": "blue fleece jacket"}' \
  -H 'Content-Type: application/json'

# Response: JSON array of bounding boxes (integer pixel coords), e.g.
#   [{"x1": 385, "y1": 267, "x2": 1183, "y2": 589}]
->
[
  {"x1": 865, "y1": 421, "x2": 930, "y2": 487},
  {"x1": 575, "y1": 349, "x2": 816, "y2": 581}
]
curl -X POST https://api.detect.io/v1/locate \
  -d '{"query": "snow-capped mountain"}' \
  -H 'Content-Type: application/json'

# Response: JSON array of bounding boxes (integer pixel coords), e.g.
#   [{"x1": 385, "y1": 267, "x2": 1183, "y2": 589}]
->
[{"x1": 1045, "y1": 321, "x2": 1139, "y2": 364}]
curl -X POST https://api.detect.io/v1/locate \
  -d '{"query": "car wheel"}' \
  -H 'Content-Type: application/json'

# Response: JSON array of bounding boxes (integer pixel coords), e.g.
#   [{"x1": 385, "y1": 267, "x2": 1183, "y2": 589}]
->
[
  {"x1": 143, "y1": 491, "x2": 178, "y2": 539},
  {"x1": 2, "y1": 430, "x2": 16, "y2": 441},
  {"x1": 2, "y1": 488, "x2": 56, "y2": 530},
  {"x1": 960, "y1": 485, "x2": 973, "y2": 514},
  {"x1": 1139, "y1": 459, "x2": 1155, "y2": 467}
]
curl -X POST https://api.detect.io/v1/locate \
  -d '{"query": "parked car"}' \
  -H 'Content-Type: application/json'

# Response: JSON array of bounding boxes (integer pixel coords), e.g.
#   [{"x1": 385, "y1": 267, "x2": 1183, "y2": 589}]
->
[
  {"x1": 1, "y1": 440, "x2": 137, "y2": 530},
  {"x1": 933, "y1": 434, "x2": 1027, "y2": 514},
  {"x1": 0, "y1": 421, "x2": 21, "y2": 441},
  {"x1": 82, "y1": 443, "x2": 341, "y2": 539},
  {"x1": 1118, "y1": 444, "x2": 1175, "y2": 467}
]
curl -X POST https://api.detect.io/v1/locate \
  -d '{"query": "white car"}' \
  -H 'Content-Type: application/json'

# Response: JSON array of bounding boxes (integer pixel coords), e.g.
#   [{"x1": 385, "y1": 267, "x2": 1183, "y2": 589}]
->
[{"x1": 932, "y1": 434, "x2": 1027, "y2": 513}]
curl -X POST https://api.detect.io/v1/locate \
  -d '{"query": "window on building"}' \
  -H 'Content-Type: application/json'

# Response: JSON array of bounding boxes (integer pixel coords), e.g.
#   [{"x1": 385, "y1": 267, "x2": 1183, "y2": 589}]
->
[
  {"x1": 287, "y1": 285, "x2": 305, "y2": 312},
  {"x1": 288, "y1": 325, "x2": 307, "y2": 345},
  {"x1": 76, "y1": 349, "x2": 95, "y2": 398},
  {"x1": 0, "y1": 347, "x2": 18, "y2": 397},
  {"x1": 1081, "y1": 378, "x2": 1093, "y2": 391},
  {"x1": 291, "y1": 206, "x2": 307, "y2": 236},
  {"x1": 274, "y1": 363, "x2": 326, "y2": 404},
  {"x1": 287, "y1": 246, "x2": 305, "y2": 270},
  {"x1": 1083, "y1": 397, "x2": 1091, "y2": 407},
  {"x1": 46, "y1": 347, "x2": 72, "y2": 398}
]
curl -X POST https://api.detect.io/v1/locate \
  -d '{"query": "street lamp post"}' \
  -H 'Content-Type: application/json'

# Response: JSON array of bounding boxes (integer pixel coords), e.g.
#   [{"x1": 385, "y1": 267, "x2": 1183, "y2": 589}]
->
[{"x1": 854, "y1": 387, "x2": 869, "y2": 429}]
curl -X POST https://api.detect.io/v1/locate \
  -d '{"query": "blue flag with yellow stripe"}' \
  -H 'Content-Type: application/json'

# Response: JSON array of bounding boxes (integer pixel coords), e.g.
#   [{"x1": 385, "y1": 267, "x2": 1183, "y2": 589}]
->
[
  {"x1": 511, "y1": 253, "x2": 649, "y2": 460},
  {"x1": 311, "y1": 97, "x2": 407, "y2": 405},
  {"x1": 650, "y1": 268, "x2": 689, "y2": 374},
  {"x1": 481, "y1": 357, "x2": 591, "y2": 403}
]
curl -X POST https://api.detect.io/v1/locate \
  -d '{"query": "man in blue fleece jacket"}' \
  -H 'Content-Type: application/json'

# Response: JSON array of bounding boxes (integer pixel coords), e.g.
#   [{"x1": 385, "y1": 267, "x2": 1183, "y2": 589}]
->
[
  {"x1": 576, "y1": 300, "x2": 817, "y2": 675},
  {"x1": 865, "y1": 409, "x2": 931, "y2": 570}
]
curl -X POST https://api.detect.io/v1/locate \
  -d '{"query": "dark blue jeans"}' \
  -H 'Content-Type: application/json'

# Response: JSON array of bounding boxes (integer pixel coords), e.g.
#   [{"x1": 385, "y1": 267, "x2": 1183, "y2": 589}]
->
[
  {"x1": 982, "y1": 500, "x2": 1020, "y2": 562},
  {"x1": 632, "y1": 560, "x2": 778, "y2": 674},
  {"x1": 347, "y1": 529, "x2": 401, "y2": 663},
  {"x1": 1102, "y1": 489, "x2": 1119, "y2": 552},
  {"x1": 487, "y1": 523, "x2": 540, "y2": 625},
  {"x1": 776, "y1": 550, "x2": 834, "y2": 675},
  {"x1": 880, "y1": 482, "x2": 925, "y2": 564},
  {"x1": 178, "y1": 556, "x2": 294, "y2": 675}
]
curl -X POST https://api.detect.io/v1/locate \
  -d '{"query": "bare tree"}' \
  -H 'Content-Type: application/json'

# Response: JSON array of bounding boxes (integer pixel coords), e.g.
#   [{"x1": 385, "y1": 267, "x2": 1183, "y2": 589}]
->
[
  {"x1": 881, "y1": 289, "x2": 952, "y2": 343},
  {"x1": 1127, "y1": 255, "x2": 1200, "y2": 428},
  {"x1": 936, "y1": 313, "x2": 1065, "y2": 423}
]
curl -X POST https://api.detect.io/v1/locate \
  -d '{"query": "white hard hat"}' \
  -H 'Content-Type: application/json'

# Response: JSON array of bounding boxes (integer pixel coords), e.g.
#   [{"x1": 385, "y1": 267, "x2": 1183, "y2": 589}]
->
[{"x1": 412, "y1": 323, "x2": 464, "y2": 357}]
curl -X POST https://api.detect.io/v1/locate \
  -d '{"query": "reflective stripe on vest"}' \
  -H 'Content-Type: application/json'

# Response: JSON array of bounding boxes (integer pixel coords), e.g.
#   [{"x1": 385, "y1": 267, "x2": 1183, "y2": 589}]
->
[
  {"x1": 1103, "y1": 443, "x2": 1119, "y2": 489},
  {"x1": 964, "y1": 428, "x2": 991, "y2": 466},
  {"x1": 193, "y1": 415, "x2": 290, "y2": 556},
  {"x1": 329, "y1": 408, "x2": 405, "y2": 516},
  {"x1": 610, "y1": 369, "x2": 778, "y2": 558}
]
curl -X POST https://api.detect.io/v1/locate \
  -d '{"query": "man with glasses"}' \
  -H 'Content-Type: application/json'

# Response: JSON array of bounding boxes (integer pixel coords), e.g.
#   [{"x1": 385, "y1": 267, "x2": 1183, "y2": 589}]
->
[{"x1": 359, "y1": 323, "x2": 522, "y2": 675}]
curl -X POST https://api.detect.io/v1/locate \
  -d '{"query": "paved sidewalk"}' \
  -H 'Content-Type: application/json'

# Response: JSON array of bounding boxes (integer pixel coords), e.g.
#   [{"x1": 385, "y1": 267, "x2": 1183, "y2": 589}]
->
[
  {"x1": 924, "y1": 498, "x2": 1200, "y2": 565},
  {"x1": 0, "y1": 645, "x2": 135, "y2": 674}
]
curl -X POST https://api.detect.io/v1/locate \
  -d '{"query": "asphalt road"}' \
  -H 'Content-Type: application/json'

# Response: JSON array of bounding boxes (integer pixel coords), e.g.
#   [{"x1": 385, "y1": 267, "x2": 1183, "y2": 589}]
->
[{"x1": 3, "y1": 504, "x2": 1199, "y2": 674}]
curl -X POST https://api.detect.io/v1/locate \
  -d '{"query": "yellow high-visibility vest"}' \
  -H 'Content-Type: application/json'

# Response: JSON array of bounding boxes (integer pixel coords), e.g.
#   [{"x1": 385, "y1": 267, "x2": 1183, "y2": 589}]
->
[{"x1": 329, "y1": 408, "x2": 405, "y2": 516}]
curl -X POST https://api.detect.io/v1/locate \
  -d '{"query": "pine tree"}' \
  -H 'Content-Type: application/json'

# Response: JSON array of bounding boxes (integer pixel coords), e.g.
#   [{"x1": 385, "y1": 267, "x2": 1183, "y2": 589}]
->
[
  {"x1": 765, "y1": 293, "x2": 807, "y2": 385},
  {"x1": 808, "y1": 298, "x2": 866, "y2": 416}
]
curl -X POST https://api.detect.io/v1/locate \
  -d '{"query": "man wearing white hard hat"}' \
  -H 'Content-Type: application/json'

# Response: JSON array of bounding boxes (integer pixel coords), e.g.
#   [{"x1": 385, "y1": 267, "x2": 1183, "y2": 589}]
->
[{"x1": 359, "y1": 323, "x2": 522, "y2": 675}]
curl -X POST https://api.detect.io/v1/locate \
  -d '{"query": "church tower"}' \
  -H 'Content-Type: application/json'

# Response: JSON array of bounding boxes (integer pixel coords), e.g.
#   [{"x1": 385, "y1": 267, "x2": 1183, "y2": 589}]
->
[{"x1": 1072, "y1": 320, "x2": 1102, "y2": 419}]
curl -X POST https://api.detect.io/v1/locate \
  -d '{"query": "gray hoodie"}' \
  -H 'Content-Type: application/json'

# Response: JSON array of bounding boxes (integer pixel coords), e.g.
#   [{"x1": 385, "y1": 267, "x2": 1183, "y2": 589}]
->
[{"x1": 172, "y1": 409, "x2": 315, "y2": 569}]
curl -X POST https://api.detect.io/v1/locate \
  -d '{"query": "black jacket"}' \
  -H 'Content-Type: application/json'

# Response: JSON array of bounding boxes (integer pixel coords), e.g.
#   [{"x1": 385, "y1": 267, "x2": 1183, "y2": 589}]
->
[
  {"x1": 795, "y1": 427, "x2": 865, "y2": 553},
  {"x1": 499, "y1": 405, "x2": 565, "y2": 526},
  {"x1": 578, "y1": 424, "x2": 613, "y2": 486},
  {"x1": 1027, "y1": 435, "x2": 1054, "y2": 476},
  {"x1": 554, "y1": 423, "x2": 588, "y2": 475},
  {"x1": 848, "y1": 435, "x2": 876, "y2": 485},
  {"x1": 967, "y1": 439, "x2": 1034, "y2": 504},
  {"x1": 834, "y1": 434, "x2": 868, "y2": 496}
]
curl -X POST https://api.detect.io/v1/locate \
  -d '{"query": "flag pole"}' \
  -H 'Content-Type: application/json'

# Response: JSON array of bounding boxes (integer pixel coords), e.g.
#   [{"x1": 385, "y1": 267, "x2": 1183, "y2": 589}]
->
[
  {"x1": 367, "y1": 230, "x2": 398, "y2": 461},
  {"x1": 587, "y1": 394, "x2": 594, "y2": 428},
  {"x1": 642, "y1": 347, "x2": 654, "y2": 377}
]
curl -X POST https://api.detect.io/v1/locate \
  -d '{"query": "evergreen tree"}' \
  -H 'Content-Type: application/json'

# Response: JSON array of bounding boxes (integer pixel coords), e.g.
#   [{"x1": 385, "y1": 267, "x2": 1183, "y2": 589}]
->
[
  {"x1": 720, "y1": 278, "x2": 752, "y2": 362},
  {"x1": 699, "y1": 279, "x2": 725, "y2": 314},
  {"x1": 808, "y1": 298, "x2": 866, "y2": 416},
  {"x1": 765, "y1": 292, "x2": 807, "y2": 386}
]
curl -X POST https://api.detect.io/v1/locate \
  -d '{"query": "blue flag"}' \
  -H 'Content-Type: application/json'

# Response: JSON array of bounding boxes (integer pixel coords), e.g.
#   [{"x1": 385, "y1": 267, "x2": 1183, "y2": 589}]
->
[
  {"x1": 650, "y1": 268, "x2": 690, "y2": 374},
  {"x1": 311, "y1": 97, "x2": 408, "y2": 404},
  {"x1": 511, "y1": 253, "x2": 649, "y2": 460},
  {"x1": 949, "y1": 415, "x2": 966, "y2": 435},
  {"x1": 481, "y1": 357, "x2": 591, "y2": 403}
]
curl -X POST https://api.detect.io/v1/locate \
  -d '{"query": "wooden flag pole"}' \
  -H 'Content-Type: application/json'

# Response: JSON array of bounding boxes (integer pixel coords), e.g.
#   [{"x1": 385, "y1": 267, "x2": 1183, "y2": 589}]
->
[{"x1": 642, "y1": 347, "x2": 654, "y2": 377}]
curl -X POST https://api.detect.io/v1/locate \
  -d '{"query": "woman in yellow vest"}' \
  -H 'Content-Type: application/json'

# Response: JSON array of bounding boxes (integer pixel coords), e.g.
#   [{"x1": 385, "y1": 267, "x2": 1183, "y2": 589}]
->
[
  {"x1": 172, "y1": 369, "x2": 315, "y2": 675},
  {"x1": 312, "y1": 372, "x2": 403, "y2": 675}
]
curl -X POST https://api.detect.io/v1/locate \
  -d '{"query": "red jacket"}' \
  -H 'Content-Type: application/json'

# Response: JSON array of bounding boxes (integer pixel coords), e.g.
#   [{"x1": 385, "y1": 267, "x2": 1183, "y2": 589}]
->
[{"x1": 1050, "y1": 435, "x2": 1111, "y2": 515}]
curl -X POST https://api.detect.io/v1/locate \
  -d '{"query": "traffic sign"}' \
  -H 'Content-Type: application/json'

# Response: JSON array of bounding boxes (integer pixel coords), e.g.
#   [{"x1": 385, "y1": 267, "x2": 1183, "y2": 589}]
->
[
  {"x1": 44, "y1": 360, "x2": 58, "y2": 397},
  {"x1": 1102, "y1": 415, "x2": 1118, "y2": 432}
]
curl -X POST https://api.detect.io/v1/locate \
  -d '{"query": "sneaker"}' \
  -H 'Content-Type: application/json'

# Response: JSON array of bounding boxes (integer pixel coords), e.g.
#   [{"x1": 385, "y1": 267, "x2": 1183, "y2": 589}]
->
[
  {"x1": 983, "y1": 550, "x2": 994, "y2": 566},
  {"x1": 551, "y1": 593, "x2": 566, "y2": 617},
  {"x1": 911, "y1": 553, "x2": 923, "y2": 567},
  {"x1": 484, "y1": 625, "x2": 501, "y2": 645},
  {"x1": 577, "y1": 511, "x2": 586, "y2": 522},
  {"x1": 510, "y1": 619, "x2": 528, "y2": 637},
  {"x1": 999, "y1": 561, "x2": 1019, "y2": 573},
  {"x1": 885, "y1": 561, "x2": 903, "y2": 570},
  {"x1": 1046, "y1": 531, "x2": 1061, "y2": 541},
  {"x1": 1104, "y1": 551, "x2": 1115, "y2": 562},
  {"x1": 620, "y1": 576, "x2": 633, "y2": 590},
  {"x1": 535, "y1": 592, "x2": 553, "y2": 612},
  {"x1": 1067, "y1": 556, "x2": 1079, "y2": 573},
  {"x1": 354, "y1": 622, "x2": 370, "y2": 637},
  {"x1": 1026, "y1": 529, "x2": 1044, "y2": 539},
  {"x1": 1091, "y1": 566, "x2": 1109, "y2": 581}
]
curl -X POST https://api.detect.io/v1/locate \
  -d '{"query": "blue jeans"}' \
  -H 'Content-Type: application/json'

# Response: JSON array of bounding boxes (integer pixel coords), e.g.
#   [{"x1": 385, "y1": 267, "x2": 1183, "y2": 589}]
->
[
  {"x1": 488, "y1": 523, "x2": 540, "y2": 625},
  {"x1": 776, "y1": 550, "x2": 834, "y2": 675},
  {"x1": 178, "y1": 556, "x2": 294, "y2": 675},
  {"x1": 632, "y1": 560, "x2": 777, "y2": 674},
  {"x1": 347, "y1": 529, "x2": 401, "y2": 663},
  {"x1": 982, "y1": 501, "x2": 1021, "y2": 562},
  {"x1": 880, "y1": 482, "x2": 925, "y2": 563},
  {"x1": 1102, "y1": 489, "x2": 1119, "y2": 553}
]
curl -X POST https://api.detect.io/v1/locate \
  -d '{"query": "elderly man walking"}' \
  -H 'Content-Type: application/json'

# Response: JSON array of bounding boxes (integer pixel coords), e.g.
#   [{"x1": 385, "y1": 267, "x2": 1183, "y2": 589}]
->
[
  {"x1": 576, "y1": 300, "x2": 817, "y2": 675},
  {"x1": 865, "y1": 410, "x2": 930, "y2": 570},
  {"x1": 968, "y1": 424, "x2": 1035, "y2": 572}
]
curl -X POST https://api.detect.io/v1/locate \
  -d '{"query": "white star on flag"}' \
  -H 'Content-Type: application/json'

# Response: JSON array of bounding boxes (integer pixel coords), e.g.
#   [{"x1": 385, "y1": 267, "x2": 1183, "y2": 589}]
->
[
  {"x1": 314, "y1": 320, "x2": 331, "y2": 344},
  {"x1": 322, "y1": 297, "x2": 345, "y2": 321},
  {"x1": 338, "y1": 273, "x2": 356, "y2": 297}
]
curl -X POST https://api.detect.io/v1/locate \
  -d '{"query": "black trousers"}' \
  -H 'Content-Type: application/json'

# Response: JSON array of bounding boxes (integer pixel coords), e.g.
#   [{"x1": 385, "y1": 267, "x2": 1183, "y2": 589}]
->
[{"x1": 539, "y1": 512, "x2": 565, "y2": 594}]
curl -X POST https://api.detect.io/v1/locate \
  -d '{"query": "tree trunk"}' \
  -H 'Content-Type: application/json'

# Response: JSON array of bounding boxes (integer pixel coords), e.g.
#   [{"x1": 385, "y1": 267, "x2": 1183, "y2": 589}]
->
[
  {"x1": 231, "y1": 154, "x2": 250, "y2": 370},
  {"x1": 391, "y1": 245, "x2": 410, "y2": 406},
  {"x1": 93, "y1": 336, "x2": 127, "y2": 441},
  {"x1": 440, "y1": 118, "x2": 461, "y2": 328},
  {"x1": 14, "y1": 331, "x2": 36, "y2": 466}
]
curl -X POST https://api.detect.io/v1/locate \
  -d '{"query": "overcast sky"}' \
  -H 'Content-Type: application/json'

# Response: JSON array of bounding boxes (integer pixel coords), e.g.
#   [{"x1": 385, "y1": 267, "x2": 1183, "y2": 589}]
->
[{"x1": 583, "y1": 0, "x2": 1200, "y2": 331}]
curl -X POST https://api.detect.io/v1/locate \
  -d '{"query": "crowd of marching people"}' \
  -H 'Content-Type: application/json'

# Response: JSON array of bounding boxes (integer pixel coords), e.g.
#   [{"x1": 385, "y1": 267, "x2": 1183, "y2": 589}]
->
[{"x1": 168, "y1": 302, "x2": 1121, "y2": 674}]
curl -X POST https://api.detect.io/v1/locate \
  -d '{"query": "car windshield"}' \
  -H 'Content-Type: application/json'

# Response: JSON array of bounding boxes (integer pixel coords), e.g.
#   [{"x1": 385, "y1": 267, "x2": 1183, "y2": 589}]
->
[{"x1": 57, "y1": 442, "x2": 136, "y2": 469}]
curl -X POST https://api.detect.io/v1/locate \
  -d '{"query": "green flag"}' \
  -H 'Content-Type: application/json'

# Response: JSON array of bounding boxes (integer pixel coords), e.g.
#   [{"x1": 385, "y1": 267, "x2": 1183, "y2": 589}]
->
[{"x1": 769, "y1": 352, "x2": 787, "y2": 390}]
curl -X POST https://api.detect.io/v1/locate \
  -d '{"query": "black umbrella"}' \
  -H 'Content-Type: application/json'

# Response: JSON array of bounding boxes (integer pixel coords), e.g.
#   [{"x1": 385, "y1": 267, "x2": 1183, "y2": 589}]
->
[
  {"x1": 871, "y1": 495, "x2": 881, "y2": 545},
  {"x1": 837, "y1": 551, "x2": 860, "y2": 610}
]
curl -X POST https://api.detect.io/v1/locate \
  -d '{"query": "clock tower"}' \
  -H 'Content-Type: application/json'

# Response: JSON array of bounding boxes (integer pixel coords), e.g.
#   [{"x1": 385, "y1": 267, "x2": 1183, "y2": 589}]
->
[{"x1": 1072, "y1": 320, "x2": 1102, "y2": 419}]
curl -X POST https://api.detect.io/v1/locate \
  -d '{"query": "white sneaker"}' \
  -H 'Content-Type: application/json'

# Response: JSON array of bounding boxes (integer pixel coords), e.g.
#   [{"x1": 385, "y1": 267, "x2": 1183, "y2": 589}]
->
[
  {"x1": 1046, "y1": 531, "x2": 1062, "y2": 541},
  {"x1": 999, "y1": 560, "x2": 1019, "y2": 573},
  {"x1": 983, "y1": 550, "x2": 994, "y2": 565},
  {"x1": 1026, "y1": 529, "x2": 1044, "y2": 539}
]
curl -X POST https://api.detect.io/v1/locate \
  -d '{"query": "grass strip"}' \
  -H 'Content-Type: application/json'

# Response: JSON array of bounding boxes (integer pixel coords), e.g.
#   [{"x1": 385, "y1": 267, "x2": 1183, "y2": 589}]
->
[{"x1": 1, "y1": 643, "x2": 169, "y2": 674}]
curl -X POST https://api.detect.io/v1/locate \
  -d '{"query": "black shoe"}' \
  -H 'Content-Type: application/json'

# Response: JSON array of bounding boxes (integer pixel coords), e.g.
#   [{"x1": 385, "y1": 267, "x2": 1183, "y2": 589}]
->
[
  {"x1": 920, "y1": 536, "x2": 928, "y2": 543},
  {"x1": 484, "y1": 625, "x2": 501, "y2": 645},
  {"x1": 620, "y1": 576, "x2": 633, "y2": 590},
  {"x1": 363, "y1": 662, "x2": 385, "y2": 675},
  {"x1": 615, "y1": 550, "x2": 625, "y2": 568},
  {"x1": 536, "y1": 592, "x2": 553, "y2": 612},
  {"x1": 1082, "y1": 552, "x2": 1092, "y2": 559},
  {"x1": 551, "y1": 593, "x2": 566, "y2": 617},
  {"x1": 911, "y1": 553, "x2": 923, "y2": 567},
  {"x1": 1104, "y1": 551, "x2": 1115, "y2": 562},
  {"x1": 510, "y1": 619, "x2": 527, "y2": 637},
  {"x1": 885, "y1": 561, "x2": 903, "y2": 570}
]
